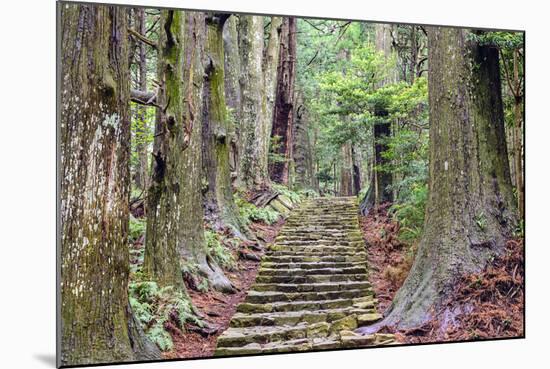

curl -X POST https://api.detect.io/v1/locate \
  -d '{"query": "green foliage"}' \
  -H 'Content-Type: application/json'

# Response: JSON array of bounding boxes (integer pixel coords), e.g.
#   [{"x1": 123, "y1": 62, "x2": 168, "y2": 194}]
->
[
  {"x1": 129, "y1": 215, "x2": 146, "y2": 243},
  {"x1": 268, "y1": 135, "x2": 288, "y2": 165},
  {"x1": 128, "y1": 281, "x2": 202, "y2": 352},
  {"x1": 204, "y1": 229, "x2": 236, "y2": 270},
  {"x1": 235, "y1": 196, "x2": 280, "y2": 226},
  {"x1": 474, "y1": 212, "x2": 488, "y2": 231},
  {"x1": 389, "y1": 183, "x2": 428, "y2": 243},
  {"x1": 273, "y1": 183, "x2": 301, "y2": 203},
  {"x1": 513, "y1": 219, "x2": 524, "y2": 238}
]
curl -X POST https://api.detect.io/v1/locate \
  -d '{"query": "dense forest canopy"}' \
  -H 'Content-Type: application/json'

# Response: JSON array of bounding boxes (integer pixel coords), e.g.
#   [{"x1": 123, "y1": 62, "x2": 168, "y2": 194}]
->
[{"x1": 59, "y1": 3, "x2": 524, "y2": 366}]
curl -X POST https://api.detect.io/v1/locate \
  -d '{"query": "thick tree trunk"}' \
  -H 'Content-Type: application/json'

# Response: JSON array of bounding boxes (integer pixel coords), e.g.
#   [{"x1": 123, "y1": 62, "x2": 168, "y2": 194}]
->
[
  {"x1": 134, "y1": 8, "x2": 149, "y2": 191},
  {"x1": 179, "y1": 13, "x2": 236, "y2": 293},
  {"x1": 376, "y1": 27, "x2": 517, "y2": 330},
  {"x1": 264, "y1": 17, "x2": 283, "y2": 155},
  {"x1": 60, "y1": 4, "x2": 159, "y2": 365},
  {"x1": 143, "y1": 11, "x2": 234, "y2": 294},
  {"x1": 202, "y1": 14, "x2": 248, "y2": 239},
  {"x1": 292, "y1": 94, "x2": 315, "y2": 190},
  {"x1": 269, "y1": 17, "x2": 297, "y2": 185},
  {"x1": 222, "y1": 16, "x2": 241, "y2": 177},
  {"x1": 512, "y1": 50, "x2": 524, "y2": 219},
  {"x1": 143, "y1": 9, "x2": 190, "y2": 290},
  {"x1": 238, "y1": 15, "x2": 270, "y2": 190}
]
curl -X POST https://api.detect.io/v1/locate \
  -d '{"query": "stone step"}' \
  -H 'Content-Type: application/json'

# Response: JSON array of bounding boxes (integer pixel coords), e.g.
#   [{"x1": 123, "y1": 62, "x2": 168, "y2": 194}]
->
[
  {"x1": 230, "y1": 307, "x2": 377, "y2": 328},
  {"x1": 260, "y1": 261, "x2": 366, "y2": 270},
  {"x1": 257, "y1": 266, "x2": 367, "y2": 277},
  {"x1": 251, "y1": 281, "x2": 372, "y2": 293},
  {"x1": 244, "y1": 288, "x2": 373, "y2": 304},
  {"x1": 268, "y1": 245, "x2": 364, "y2": 254},
  {"x1": 267, "y1": 250, "x2": 367, "y2": 258},
  {"x1": 237, "y1": 296, "x2": 374, "y2": 314},
  {"x1": 214, "y1": 197, "x2": 396, "y2": 355},
  {"x1": 262, "y1": 255, "x2": 366, "y2": 263},
  {"x1": 255, "y1": 273, "x2": 369, "y2": 284}
]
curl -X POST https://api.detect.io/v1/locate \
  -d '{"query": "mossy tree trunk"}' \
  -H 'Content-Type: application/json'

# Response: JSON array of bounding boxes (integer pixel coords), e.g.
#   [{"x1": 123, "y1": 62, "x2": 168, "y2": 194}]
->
[
  {"x1": 222, "y1": 16, "x2": 242, "y2": 178},
  {"x1": 134, "y1": 8, "x2": 150, "y2": 191},
  {"x1": 59, "y1": 4, "x2": 159, "y2": 365},
  {"x1": 269, "y1": 17, "x2": 297, "y2": 185},
  {"x1": 264, "y1": 17, "x2": 283, "y2": 156},
  {"x1": 379, "y1": 27, "x2": 517, "y2": 329},
  {"x1": 202, "y1": 14, "x2": 248, "y2": 239},
  {"x1": 179, "y1": 13, "x2": 236, "y2": 293},
  {"x1": 237, "y1": 15, "x2": 270, "y2": 190},
  {"x1": 292, "y1": 93, "x2": 315, "y2": 190},
  {"x1": 143, "y1": 9, "x2": 189, "y2": 290}
]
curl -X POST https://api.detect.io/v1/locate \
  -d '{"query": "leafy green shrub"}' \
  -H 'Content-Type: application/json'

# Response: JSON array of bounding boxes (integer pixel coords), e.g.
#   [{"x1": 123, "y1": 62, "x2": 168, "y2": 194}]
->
[
  {"x1": 205, "y1": 230, "x2": 236, "y2": 270},
  {"x1": 128, "y1": 281, "x2": 202, "y2": 352},
  {"x1": 235, "y1": 196, "x2": 280, "y2": 225},
  {"x1": 389, "y1": 183, "x2": 427, "y2": 243},
  {"x1": 129, "y1": 215, "x2": 146, "y2": 243},
  {"x1": 272, "y1": 183, "x2": 302, "y2": 203}
]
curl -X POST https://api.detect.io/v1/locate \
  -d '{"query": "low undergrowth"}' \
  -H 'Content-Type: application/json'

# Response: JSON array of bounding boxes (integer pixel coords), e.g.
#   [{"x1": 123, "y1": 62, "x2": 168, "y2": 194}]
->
[{"x1": 129, "y1": 281, "x2": 203, "y2": 351}]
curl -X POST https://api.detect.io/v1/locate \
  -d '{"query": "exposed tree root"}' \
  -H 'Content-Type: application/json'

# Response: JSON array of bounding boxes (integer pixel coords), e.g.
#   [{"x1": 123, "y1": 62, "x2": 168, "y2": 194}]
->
[{"x1": 357, "y1": 206, "x2": 524, "y2": 343}]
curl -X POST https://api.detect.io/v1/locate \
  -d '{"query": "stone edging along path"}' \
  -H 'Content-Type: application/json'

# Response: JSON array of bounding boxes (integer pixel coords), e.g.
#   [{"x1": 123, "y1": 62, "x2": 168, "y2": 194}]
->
[{"x1": 215, "y1": 197, "x2": 396, "y2": 356}]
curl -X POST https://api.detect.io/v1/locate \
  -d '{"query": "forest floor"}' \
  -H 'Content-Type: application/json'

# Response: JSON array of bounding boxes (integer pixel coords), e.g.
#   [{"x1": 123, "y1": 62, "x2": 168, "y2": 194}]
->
[
  {"x1": 359, "y1": 204, "x2": 524, "y2": 344},
  {"x1": 164, "y1": 219, "x2": 286, "y2": 359}
]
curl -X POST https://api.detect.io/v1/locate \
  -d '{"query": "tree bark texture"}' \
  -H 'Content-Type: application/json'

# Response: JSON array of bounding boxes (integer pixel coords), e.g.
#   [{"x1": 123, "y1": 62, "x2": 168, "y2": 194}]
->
[
  {"x1": 269, "y1": 17, "x2": 297, "y2": 185},
  {"x1": 202, "y1": 14, "x2": 248, "y2": 239},
  {"x1": 143, "y1": 9, "x2": 190, "y2": 290},
  {"x1": 134, "y1": 8, "x2": 150, "y2": 191},
  {"x1": 60, "y1": 4, "x2": 159, "y2": 365},
  {"x1": 380, "y1": 27, "x2": 517, "y2": 329},
  {"x1": 292, "y1": 93, "x2": 315, "y2": 190},
  {"x1": 238, "y1": 15, "x2": 270, "y2": 190},
  {"x1": 339, "y1": 142, "x2": 354, "y2": 196},
  {"x1": 222, "y1": 16, "x2": 242, "y2": 176}
]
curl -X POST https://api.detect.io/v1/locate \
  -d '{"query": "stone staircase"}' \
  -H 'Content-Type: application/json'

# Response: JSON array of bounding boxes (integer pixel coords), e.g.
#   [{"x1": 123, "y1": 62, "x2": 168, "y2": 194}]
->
[{"x1": 214, "y1": 197, "x2": 395, "y2": 356}]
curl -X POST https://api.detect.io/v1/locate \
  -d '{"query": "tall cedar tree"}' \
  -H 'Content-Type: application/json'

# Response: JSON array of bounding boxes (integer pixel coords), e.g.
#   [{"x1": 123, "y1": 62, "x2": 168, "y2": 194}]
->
[
  {"x1": 202, "y1": 14, "x2": 249, "y2": 239},
  {"x1": 59, "y1": 4, "x2": 159, "y2": 365},
  {"x1": 269, "y1": 17, "x2": 297, "y2": 185},
  {"x1": 238, "y1": 15, "x2": 270, "y2": 190},
  {"x1": 379, "y1": 27, "x2": 517, "y2": 329}
]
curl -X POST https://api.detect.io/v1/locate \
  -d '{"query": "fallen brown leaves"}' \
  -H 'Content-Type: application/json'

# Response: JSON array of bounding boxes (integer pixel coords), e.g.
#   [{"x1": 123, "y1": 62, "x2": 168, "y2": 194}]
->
[
  {"x1": 359, "y1": 203, "x2": 412, "y2": 313},
  {"x1": 164, "y1": 218, "x2": 285, "y2": 359},
  {"x1": 360, "y1": 204, "x2": 524, "y2": 343}
]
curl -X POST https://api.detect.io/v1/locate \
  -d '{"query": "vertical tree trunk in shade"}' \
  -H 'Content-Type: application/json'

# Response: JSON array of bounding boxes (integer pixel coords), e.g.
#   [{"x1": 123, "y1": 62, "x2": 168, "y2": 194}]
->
[
  {"x1": 222, "y1": 16, "x2": 241, "y2": 176},
  {"x1": 339, "y1": 142, "x2": 354, "y2": 196},
  {"x1": 512, "y1": 50, "x2": 524, "y2": 219},
  {"x1": 292, "y1": 93, "x2": 315, "y2": 190},
  {"x1": 351, "y1": 145, "x2": 362, "y2": 195},
  {"x1": 134, "y1": 8, "x2": 149, "y2": 191},
  {"x1": 59, "y1": 4, "x2": 159, "y2": 365},
  {"x1": 143, "y1": 9, "x2": 189, "y2": 290},
  {"x1": 202, "y1": 14, "x2": 248, "y2": 239},
  {"x1": 179, "y1": 13, "x2": 236, "y2": 293},
  {"x1": 238, "y1": 15, "x2": 270, "y2": 190},
  {"x1": 378, "y1": 28, "x2": 517, "y2": 329},
  {"x1": 143, "y1": 11, "x2": 234, "y2": 293},
  {"x1": 360, "y1": 24, "x2": 394, "y2": 214},
  {"x1": 269, "y1": 17, "x2": 297, "y2": 185},
  {"x1": 264, "y1": 17, "x2": 283, "y2": 153}
]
